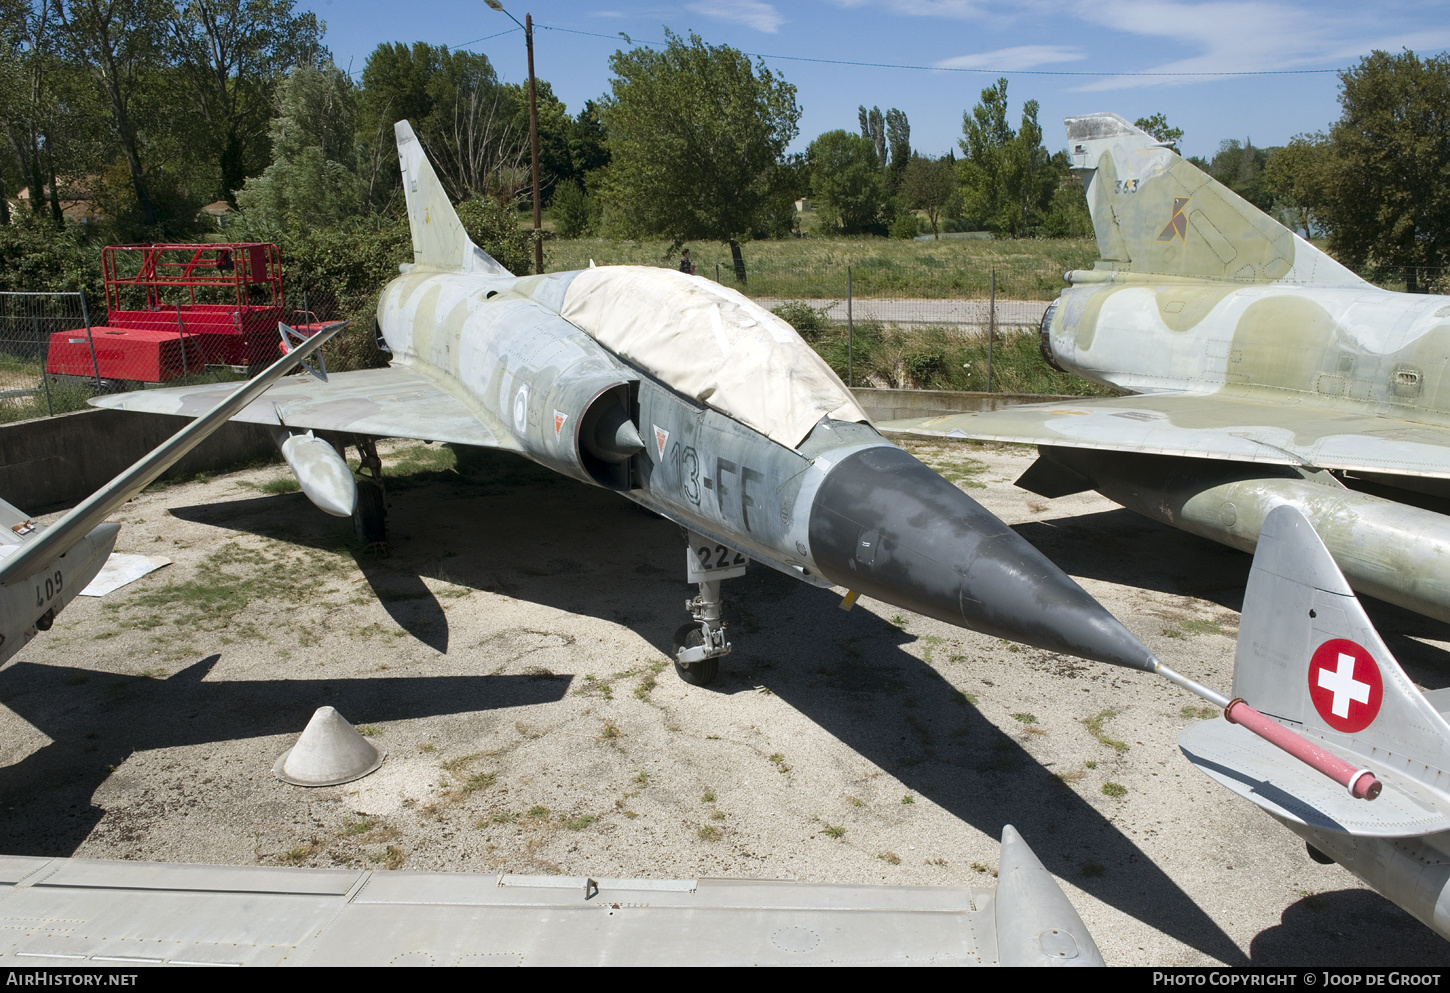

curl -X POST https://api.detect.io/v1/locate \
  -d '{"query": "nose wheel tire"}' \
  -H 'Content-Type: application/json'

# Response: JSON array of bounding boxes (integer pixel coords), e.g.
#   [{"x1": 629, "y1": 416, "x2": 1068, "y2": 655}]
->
[{"x1": 672, "y1": 623, "x2": 720, "y2": 686}]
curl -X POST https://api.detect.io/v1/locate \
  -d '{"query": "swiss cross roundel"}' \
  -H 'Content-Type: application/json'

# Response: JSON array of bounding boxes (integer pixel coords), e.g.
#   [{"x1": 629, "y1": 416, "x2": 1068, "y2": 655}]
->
[{"x1": 1307, "y1": 638, "x2": 1383, "y2": 733}]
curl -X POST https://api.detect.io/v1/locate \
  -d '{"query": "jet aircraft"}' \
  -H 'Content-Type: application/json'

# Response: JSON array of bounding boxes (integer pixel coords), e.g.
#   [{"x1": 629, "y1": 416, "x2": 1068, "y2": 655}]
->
[
  {"x1": 0, "y1": 322, "x2": 342, "y2": 666},
  {"x1": 884, "y1": 113, "x2": 1450, "y2": 626},
  {"x1": 94, "y1": 120, "x2": 1161, "y2": 687},
  {"x1": 1183, "y1": 504, "x2": 1450, "y2": 942}
]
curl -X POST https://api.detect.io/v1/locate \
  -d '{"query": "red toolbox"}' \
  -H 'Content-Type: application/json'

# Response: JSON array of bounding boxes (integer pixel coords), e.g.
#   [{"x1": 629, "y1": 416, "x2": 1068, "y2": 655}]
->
[{"x1": 47, "y1": 326, "x2": 205, "y2": 382}]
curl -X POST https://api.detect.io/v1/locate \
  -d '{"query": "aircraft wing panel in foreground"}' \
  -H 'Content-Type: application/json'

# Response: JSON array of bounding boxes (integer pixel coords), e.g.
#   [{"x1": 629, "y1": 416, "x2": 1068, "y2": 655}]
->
[
  {"x1": 91, "y1": 365, "x2": 512, "y2": 451},
  {"x1": 882, "y1": 391, "x2": 1450, "y2": 479},
  {"x1": 0, "y1": 827, "x2": 1103, "y2": 966}
]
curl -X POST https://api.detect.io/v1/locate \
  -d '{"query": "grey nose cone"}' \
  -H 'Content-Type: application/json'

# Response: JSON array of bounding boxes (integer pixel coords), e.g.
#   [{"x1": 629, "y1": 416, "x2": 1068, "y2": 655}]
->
[
  {"x1": 274, "y1": 706, "x2": 386, "y2": 787},
  {"x1": 808, "y1": 446, "x2": 1155, "y2": 671}
]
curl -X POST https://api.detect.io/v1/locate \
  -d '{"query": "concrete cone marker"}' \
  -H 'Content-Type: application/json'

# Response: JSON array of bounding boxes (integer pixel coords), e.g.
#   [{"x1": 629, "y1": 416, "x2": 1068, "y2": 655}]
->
[{"x1": 273, "y1": 706, "x2": 385, "y2": 787}]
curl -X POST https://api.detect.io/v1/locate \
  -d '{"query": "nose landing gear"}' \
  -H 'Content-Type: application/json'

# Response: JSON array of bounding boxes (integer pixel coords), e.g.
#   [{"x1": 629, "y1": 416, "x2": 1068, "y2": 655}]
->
[{"x1": 673, "y1": 531, "x2": 747, "y2": 686}]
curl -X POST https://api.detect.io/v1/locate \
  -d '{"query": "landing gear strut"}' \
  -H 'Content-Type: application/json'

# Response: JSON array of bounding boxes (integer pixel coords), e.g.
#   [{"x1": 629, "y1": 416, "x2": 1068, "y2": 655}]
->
[
  {"x1": 353, "y1": 438, "x2": 388, "y2": 551},
  {"x1": 673, "y1": 531, "x2": 747, "y2": 686}
]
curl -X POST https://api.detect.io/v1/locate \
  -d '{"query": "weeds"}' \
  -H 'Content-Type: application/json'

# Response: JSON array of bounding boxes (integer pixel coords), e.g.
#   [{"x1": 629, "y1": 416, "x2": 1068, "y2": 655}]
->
[
  {"x1": 1082, "y1": 709, "x2": 1129, "y2": 753},
  {"x1": 1101, "y1": 782, "x2": 1127, "y2": 798},
  {"x1": 822, "y1": 824, "x2": 845, "y2": 839}
]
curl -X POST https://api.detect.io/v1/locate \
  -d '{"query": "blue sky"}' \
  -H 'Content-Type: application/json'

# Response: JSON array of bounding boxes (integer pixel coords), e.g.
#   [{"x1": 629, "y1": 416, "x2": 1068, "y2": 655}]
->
[{"x1": 299, "y1": 0, "x2": 1450, "y2": 160}]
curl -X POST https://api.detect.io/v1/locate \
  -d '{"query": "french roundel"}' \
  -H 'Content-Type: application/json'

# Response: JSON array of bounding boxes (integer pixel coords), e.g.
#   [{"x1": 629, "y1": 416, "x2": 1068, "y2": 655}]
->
[{"x1": 1307, "y1": 638, "x2": 1383, "y2": 734}]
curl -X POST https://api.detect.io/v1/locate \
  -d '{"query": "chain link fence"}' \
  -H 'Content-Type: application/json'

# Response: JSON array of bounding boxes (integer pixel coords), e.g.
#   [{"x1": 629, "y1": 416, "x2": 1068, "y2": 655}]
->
[{"x1": 0, "y1": 291, "x2": 99, "y2": 424}]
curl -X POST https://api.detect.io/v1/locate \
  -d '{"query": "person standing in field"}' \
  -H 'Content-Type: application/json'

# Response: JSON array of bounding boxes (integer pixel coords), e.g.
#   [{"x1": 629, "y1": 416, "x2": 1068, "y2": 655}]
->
[{"x1": 679, "y1": 248, "x2": 695, "y2": 275}]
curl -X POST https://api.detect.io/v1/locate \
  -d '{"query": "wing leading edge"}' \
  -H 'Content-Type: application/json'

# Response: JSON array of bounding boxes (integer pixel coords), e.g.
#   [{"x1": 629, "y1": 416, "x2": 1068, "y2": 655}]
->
[
  {"x1": 90, "y1": 365, "x2": 514, "y2": 451},
  {"x1": 880, "y1": 392, "x2": 1450, "y2": 479}
]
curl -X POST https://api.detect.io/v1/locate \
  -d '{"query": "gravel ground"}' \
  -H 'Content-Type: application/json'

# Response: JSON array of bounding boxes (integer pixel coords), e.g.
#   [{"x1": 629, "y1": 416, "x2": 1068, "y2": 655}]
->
[{"x1": 3, "y1": 437, "x2": 1448, "y2": 967}]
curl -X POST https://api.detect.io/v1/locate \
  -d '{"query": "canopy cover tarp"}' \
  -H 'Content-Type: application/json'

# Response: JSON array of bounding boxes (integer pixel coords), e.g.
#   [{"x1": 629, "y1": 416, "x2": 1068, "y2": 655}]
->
[{"x1": 560, "y1": 267, "x2": 868, "y2": 448}]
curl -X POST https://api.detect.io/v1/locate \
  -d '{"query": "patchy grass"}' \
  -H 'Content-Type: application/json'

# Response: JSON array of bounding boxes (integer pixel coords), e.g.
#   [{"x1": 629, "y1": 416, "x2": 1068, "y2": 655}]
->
[
  {"x1": 901, "y1": 794, "x2": 915, "y2": 805},
  {"x1": 562, "y1": 814, "x2": 596, "y2": 831},
  {"x1": 1101, "y1": 782, "x2": 1128, "y2": 798},
  {"x1": 601, "y1": 720, "x2": 621, "y2": 740},
  {"x1": 768, "y1": 753, "x2": 790, "y2": 773},
  {"x1": 526, "y1": 805, "x2": 550, "y2": 820},
  {"x1": 1082, "y1": 709, "x2": 1129, "y2": 753},
  {"x1": 1012, "y1": 712, "x2": 1038, "y2": 724},
  {"x1": 1181, "y1": 618, "x2": 1227, "y2": 636},
  {"x1": 880, "y1": 852, "x2": 902, "y2": 865},
  {"x1": 356, "y1": 725, "x2": 380, "y2": 738},
  {"x1": 702, "y1": 791, "x2": 715, "y2": 803},
  {"x1": 259, "y1": 477, "x2": 301, "y2": 495},
  {"x1": 821, "y1": 824, "x2": 846, "y2": 840},
  {"x1": 1181, "y1": 705, "x2": 1220, "y2": 720},
  {"x1": 440, "y1": 752, "x2": 482, "y2": 772},
  {"x1": 462, "y1": 771, "x2": 497, "y2": 793},
  {"x1": 696, "y1": 825, "x2": 721, "y2": 842}
]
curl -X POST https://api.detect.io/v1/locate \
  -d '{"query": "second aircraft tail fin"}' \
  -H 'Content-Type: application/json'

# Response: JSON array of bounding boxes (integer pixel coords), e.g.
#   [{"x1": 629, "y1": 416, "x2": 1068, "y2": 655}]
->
[{"x1": 1065, "y1": 112, "x2": 1363, "y2": 288}]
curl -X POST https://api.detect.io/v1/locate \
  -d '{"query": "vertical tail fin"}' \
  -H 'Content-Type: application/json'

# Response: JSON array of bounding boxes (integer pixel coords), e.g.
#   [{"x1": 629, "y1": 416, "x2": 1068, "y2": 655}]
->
[
  {"x1": 393, "y1": 120, "x2": 511, "y2": 275},
  {"x1": 1234, "y1": 505, "x2": 1450, "y2": 791},
  {"x1": 1065, "y1": 112, "x2": 1363, "y2": 288}
]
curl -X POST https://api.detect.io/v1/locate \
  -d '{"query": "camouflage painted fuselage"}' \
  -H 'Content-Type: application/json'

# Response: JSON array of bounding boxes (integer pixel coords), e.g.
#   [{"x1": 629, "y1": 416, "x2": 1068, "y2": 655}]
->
[{"x1": 884, "y1": 113, "x2": 1450, "y2": 624}]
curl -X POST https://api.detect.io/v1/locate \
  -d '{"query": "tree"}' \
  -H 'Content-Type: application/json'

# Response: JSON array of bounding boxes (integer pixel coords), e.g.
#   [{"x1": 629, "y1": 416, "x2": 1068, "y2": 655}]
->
[
  {"x1": 1264, "y1": 133, "x2": 1333, "y2": 236},
  {"x1": 234, "y1": 62, "x2": 363, "y2": 234},
  {"x1": 957, "y1": 79, "x2": 1059, "y2": 236},
  {"x1": 1209, "y1": 138, "x2": 1272, "y2": 211},
  {"x1": 357, "y1": 42, "x2": 523, "y2": 207},
  {"x1": 900, "y1": 153, "x2": 955, "y2": 238},
  {"x1": 884, "y1": 107, "x2": 909, "y2": 184},
  {"x1": 1133, "y1": 113, "x2": 1183, "y2": 151},
  {"x1": 807, "y1": 129, "x2": 886, "y2": 234},
  {"x1": 164, "y1": 0, "x2": 325, "y2": 204},
  {"x1": 858, "y1": 105, "x2": 884, "y2": 166},
  {"x1": 598, "y1": 30, "x2": 799, "y2": 283},
  {"x1": 54, "y1": 0, "x2": 169, "y2": 226},
  {"x1": 1321, "y1": 49, "x2": 1450, "y2": 291}
]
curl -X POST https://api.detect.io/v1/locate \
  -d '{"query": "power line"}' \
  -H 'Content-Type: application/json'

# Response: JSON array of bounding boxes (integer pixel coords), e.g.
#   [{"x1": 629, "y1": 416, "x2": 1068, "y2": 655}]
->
[{"x1": 535, "y1": 22, "x2": 1344, "y2": 77}]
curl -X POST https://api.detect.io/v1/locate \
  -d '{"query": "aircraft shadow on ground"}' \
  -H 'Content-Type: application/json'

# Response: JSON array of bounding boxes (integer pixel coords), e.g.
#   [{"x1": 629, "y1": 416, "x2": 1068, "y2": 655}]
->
[
  {"x1": 1014, "y1": 508, "x2": 1450, "y2": 684},
  {"x1": 0, "y1": 654, "x2": 569, "y2": 858},
  {"x1": 1249, "y1": 889, "x2": 1447, "y2": 964},
  {"x1": 153, "y1": 449, "x2": 1450, "y2": 960}
]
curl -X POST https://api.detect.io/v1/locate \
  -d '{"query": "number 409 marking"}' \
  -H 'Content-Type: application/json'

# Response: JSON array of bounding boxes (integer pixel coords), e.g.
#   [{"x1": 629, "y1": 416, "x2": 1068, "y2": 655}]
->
[{"x1": 35, "y1": 569, "x2": 62, "y2": 607}]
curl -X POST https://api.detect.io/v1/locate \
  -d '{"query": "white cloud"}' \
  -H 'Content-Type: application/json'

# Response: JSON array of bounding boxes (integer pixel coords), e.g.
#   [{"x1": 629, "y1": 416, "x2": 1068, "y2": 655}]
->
[
  {"x1": 1072, "y1": 0, "x2": 1450, "y2": 89},
  {"x1": 936, "y1": 45, "x2": 1087, "y2": 70},
  {"x1": 684, "y1": 0, "x2": 786, "y2": 33}
]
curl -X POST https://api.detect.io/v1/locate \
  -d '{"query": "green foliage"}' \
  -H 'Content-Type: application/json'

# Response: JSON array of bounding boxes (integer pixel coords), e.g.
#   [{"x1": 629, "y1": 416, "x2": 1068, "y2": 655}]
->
[
  {"x1": 889, "y1": 212, "x2": 919, "y2": 240},
  {"x1": 957, "y1": 79, "x2": 1063, "y2": 236},
  {"x1": 597, "y1": 30, "x2": 800, "y2": 275},
  {"x1": 1133, "y1": 113, "x2": 1183, "y2": 150},
  {"x1": 551, "y1": 178, "x2": 595, "y2": 239},
  {"x1": 455, "y1": 196, "x2": 533, "y2": 275},
  {"x1": 0, "y1": 212, "x2": 102, "y2": 298},
  {"x1": 1264, "y1": 134, "x2": 1334, "y2": 236},
  {"x1": 1039, "y1": 180, "x2": 1093, "y2": 238},
  {"x1": 901, "y1": 155, "x2": 958, "y2": 238},
  {"x1": 235, "y1": 63, "x2": 365, "y2": 234},
  {"x1": 769, "y1": 301, "x2": 831, "y2": 341},
  {"x1": 1322, "y1": 49, "x2": 1450, "y2": 288},
  {"x1": 808, "y1": 130, "x2": 887, "y2": 234},
  {"x1": 1208, "y1": 138, "x2": 1273, "y2": 211}
]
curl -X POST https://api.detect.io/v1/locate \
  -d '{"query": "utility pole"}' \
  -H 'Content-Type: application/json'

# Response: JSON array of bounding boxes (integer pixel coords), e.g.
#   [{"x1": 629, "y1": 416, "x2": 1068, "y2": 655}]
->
[{"x1": 486, "y1": 3, "x2": 544, "y2": 274}]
